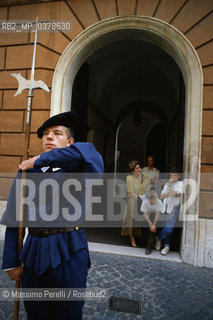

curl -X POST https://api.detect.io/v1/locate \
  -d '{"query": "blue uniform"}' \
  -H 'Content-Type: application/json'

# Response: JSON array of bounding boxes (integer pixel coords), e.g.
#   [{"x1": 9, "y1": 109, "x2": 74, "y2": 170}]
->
[{"x1": 1, "y1": 142, "x2": 104, "y2": 320}]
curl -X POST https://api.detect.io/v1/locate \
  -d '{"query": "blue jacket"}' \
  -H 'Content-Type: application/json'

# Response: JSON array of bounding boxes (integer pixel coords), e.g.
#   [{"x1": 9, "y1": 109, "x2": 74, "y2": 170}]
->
[{"x1": 1, "y1": 142, "x2": 104, "y2": 275}]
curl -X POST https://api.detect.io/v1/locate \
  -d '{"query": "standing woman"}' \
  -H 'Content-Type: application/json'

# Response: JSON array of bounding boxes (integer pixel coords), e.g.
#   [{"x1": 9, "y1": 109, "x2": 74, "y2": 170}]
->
[{"x1": 122, "y1": 160, "x2": 150, "y2": 247}]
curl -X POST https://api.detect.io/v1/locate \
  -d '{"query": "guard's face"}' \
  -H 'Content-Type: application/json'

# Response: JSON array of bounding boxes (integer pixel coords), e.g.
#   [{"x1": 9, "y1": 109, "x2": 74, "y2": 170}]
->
[{"x1": 42, "y1": 125, "x2": 74, "y2": 152}]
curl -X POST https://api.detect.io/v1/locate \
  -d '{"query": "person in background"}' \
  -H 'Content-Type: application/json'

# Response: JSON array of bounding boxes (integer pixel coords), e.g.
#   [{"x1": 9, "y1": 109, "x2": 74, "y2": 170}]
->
[
  {"x1": 122, "y1": 160, "x2": 150, "y2": 247},
  {"x1": 141, "y1": 190, "x2": 162, "y2": 255},
  {"x1": 142, "y1": 156, "x2": 159, "y2": 186},
  {"x1": 155, "y1": 167, "x2": 183, "y2": 256}
]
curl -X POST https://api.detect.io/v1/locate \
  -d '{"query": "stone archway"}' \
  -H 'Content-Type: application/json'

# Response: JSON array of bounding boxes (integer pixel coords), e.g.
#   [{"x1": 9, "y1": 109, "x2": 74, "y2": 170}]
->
[{"x1": 51, "y1": 16, "x2": 203, "y2": 266}]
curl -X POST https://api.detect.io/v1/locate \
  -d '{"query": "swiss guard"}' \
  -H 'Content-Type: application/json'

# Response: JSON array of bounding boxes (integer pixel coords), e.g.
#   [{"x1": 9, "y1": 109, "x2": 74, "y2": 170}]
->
[{"x1": 1, "y1": 111, "x2": 104, "y2": 320}]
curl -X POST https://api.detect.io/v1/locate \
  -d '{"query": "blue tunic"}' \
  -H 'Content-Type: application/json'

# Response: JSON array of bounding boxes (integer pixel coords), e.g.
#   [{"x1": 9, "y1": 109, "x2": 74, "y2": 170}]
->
[{"x1": 1, "y1": 142, "x2": 104, "y2": 275}]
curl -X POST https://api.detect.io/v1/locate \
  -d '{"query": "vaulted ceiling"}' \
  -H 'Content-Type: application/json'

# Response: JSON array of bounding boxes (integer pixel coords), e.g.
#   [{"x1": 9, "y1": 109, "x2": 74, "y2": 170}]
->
[{"x1": 87, "y1": 39, "x2": 183, "y2": 127}]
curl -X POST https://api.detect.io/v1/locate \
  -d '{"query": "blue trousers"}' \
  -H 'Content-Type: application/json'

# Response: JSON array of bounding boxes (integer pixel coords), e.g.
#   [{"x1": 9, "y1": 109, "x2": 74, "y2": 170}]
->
[
  {"x1": 22, "y1": 248, "x2": 89, "y2": 320},
  {"x1": 158, "y1": 205, "x2": 180, "y2": 246}
]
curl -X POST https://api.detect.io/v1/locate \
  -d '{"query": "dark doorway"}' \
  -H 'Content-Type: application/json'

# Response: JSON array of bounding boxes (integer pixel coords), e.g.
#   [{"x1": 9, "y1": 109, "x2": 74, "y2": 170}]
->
[
  {"x1": 146, "y1": 122, "x2": 167, "y2": 172},
  {"x1": 71, "y1": 63, "x2": 89, "y2": 141}
]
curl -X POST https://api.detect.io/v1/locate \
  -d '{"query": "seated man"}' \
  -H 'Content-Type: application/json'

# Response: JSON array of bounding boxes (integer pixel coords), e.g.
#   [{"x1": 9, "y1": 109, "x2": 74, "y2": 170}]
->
[{"x1": 141, "y1": 190, "x2": 162, "y2": 255}]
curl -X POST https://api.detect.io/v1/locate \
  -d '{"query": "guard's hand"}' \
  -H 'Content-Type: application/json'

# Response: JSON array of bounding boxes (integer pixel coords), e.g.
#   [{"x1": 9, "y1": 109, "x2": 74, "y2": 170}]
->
[
  {"x1": 7, "y1": 266, "x2": 24, "y2": 281},
  {"x1": 19, "y1": 156, "x2": 38, "y2": 171}
]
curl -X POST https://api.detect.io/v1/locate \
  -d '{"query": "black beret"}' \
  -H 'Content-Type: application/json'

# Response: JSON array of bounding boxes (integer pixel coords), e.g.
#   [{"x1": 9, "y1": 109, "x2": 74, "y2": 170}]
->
[{"x1": 37, "y1": 111, "x2": 79, "y2": 139}]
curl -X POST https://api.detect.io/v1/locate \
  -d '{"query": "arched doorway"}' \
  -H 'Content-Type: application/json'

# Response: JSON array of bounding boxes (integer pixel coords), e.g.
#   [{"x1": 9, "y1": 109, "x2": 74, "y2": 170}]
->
[
  {"x1": 51, "y1": 16, "x2": 203, "y2": 266},
  {"x1": 71, "y1": 38, "x2": 185, "y2": 174}
]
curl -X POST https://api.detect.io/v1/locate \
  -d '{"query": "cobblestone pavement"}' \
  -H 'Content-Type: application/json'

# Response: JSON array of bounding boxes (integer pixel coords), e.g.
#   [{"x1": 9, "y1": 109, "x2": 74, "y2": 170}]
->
[{"x1": 1, "y1": 241, "x2": 213, "y2": 320}]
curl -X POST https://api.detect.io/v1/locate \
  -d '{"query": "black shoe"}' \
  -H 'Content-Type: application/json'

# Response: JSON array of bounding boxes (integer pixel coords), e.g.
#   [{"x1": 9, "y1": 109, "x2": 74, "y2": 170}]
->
[{"x1": 145, "y1": 248, "x2": 152, "y2": 255}]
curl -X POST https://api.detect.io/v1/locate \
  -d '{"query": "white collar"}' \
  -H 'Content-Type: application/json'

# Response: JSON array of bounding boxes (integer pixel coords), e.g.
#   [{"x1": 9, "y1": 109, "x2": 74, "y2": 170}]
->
[{"x1": 41, "y1": 167, "x2": 61, "y2": 172}]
